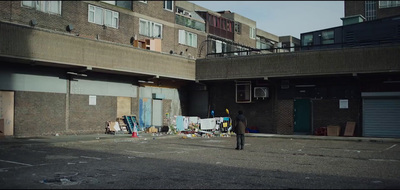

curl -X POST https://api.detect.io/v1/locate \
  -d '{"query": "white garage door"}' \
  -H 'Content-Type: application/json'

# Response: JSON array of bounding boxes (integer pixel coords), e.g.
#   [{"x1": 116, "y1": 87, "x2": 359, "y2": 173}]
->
[{"x1": 152, "y1": 99, "x2": 162, "y2": 127}]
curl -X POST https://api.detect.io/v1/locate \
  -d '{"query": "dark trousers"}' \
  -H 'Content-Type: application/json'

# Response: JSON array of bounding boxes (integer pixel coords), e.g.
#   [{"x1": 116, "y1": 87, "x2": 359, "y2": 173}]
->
[{"x1": 236, "y1": 134, "x2": 245, "y2": 149}]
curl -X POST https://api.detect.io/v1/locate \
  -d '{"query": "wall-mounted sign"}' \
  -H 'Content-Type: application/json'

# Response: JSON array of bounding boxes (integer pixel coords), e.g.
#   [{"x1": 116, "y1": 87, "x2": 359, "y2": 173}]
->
[
  {"x1": 89, "y1": 95, "x2": 96, "y2": 105},
  {"x1": 339, "y1": 99, "x2": 348, "y2": 109}
]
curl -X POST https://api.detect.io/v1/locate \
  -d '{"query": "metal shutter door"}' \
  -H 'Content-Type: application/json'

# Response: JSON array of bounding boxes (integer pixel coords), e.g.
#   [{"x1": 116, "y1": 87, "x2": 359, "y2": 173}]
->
[
  {"x1": 363, "y1": 98, "x2": 400, "y2": 137},
  {"x1": 152, "y1": 99, "x2": 162, "y2": 127}
]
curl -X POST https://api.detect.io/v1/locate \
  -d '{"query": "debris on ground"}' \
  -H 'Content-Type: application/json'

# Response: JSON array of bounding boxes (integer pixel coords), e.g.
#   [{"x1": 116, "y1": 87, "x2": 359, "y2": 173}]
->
[{"x1": 105, "y1": 115, "x2": 237, "y2": 138}]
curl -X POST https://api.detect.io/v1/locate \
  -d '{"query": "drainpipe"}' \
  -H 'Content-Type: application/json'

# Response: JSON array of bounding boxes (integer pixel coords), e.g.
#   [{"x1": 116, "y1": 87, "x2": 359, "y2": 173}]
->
[
  {"x1": 311, "y1": 99, "x2": 314, "y2": 135},
  {"x1": 137, "y1": 85, "x2": 140, "y2": 130},
  {"x1": 66, "y1": 76, "x2": 70, "y2": 131}
]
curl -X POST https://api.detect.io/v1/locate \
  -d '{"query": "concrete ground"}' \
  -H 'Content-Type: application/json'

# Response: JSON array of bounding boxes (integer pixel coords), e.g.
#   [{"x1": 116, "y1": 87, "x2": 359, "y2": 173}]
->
[{"x1": 1, "y1": 132, "x2": 400, "y2": 189}]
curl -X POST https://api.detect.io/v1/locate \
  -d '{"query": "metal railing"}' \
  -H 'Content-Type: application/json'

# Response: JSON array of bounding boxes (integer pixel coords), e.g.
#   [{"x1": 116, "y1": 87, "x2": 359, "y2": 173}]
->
[{"x1": 204, "y1": 38, "x2": 400, "y2": 58}]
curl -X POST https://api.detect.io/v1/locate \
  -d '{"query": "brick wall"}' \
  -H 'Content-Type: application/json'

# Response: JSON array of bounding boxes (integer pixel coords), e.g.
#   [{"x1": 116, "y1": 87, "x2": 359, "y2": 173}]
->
[
  {"x1": 2, "y1": 1, "x2": 204, "y2": 57},
  {"x1": 131, "y1": 97, "x2": 139, "y2": 117},
  {"x1": 234, "y1": 23, "x2": 255, "y2": 48},
  {"x1": 14, "y1": 91, "x2": 66, "y2": 137},
  {"x1": 345, "y1": 1, "x2": 364, "y2": 17},
  {"x1": 276, "y1": 99, "x2": 294, "y2": 135},
  {"x1": 312, "y1": 99, "x2": 361, "y2": 136},
  {"x1": 0, "y1": 1, "x2": 214, "y2": 59},
  {"x1": 133, "y1": 1, "x2": 175, "y2": 23},
  {"x1": 174, "y1": 29, "x2": 207, "y2": 59},
  {"x1": 345, "y1": 1, "x2": 400, "y2": 20},
  {"x1": 69, "y1": 94, "x2": 117, "y2": 134},
  {"x1": 162, "y1": 99, "x2": 172, "y2": 126},
  {"x1": 5, "y1": 1, "x2": 135, "y2": 45},
  {"x1": 207, "y1": 81, "x2": 275, "y2": 133},
  {"x1": 0, "y1": 1, "x2": 11, "y2": 20},
  {"x1": 377, "y1": 6, "x2": 400, "y2": 19}
]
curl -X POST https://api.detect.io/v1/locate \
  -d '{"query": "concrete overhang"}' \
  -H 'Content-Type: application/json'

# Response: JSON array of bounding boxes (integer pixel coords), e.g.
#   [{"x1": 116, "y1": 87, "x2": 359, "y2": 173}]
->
[
  {"x1": 195, "y1": 45, "x2": 400, "y2": 81},
  {"x1": 0, "y1": 22, "x2": 196, "y2": 83}
]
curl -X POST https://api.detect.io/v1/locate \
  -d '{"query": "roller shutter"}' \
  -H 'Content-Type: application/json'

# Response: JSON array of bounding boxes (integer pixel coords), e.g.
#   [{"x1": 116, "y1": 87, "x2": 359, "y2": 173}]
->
[{"x1": 362, "y1": 92, "x2": 400, "y2": 138}]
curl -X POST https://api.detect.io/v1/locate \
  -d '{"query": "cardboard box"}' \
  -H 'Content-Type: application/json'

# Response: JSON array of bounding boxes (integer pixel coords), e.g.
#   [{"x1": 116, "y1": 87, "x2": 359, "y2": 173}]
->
[
  {"x1": 146, "y1": 126, "x2": 158, "y2": 133},
  {"x1": 327, "y1": 125, "x2": 340, "y2": 136},
  {"x1": 344, "y1": 122, "x2": 356, "y2": 136},
  {"x1": 0, "y1": 119, "x2": 4, "y2": 136}
]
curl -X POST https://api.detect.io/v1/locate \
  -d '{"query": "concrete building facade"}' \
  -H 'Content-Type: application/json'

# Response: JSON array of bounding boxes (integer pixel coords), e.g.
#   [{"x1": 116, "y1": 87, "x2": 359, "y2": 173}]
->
[
  {"x1": 0, "y1": 1, "x2": 198, "y2": 137},
  {"x1": 1, "y1": 1, "x2": 398, "y2": 139},
  {"x1": 345, "y1": 1, "x2": 400, "y2": 21}
]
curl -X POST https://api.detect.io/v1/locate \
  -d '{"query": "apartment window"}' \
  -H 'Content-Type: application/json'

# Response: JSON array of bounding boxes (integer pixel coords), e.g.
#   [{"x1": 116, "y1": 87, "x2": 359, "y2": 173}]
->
[
  {"x1": 321, "y1": 30, "x2": 334, "y2": 45},
  {"x1": 179, "y1": 30, "x2": 197, "y2": 48},
  {"x1": 88, "y1": 5, "x2": 119, "y2": 28},
  {"x1": 256, "y1": 37, "x2": 269, "y2": 49},
  {"x1": 21, "y1": 1, "x2": 61, "y2": 15},
  {"x1": 101, "y1": 1, "x2": 132, "y2": 10},
  {"x1": 215, "y1": 40, "x2": 225, "y2": 53},
  {"x1": 236, "y1": 81, "x2": 251, "y2": 103},
  {"x1": 140, "y1": 19, "x2": 163, "y2": 38},
  {"x1": 234, "y1": 22, "x2": 241, "y2": 34},
  {"x1": 249, "y1": 27, "x2": 256, "y2": 39},
  {"x1": 102, "y1": 1, "x2": 115, "y2": 5},
  {"x1": 240, "y1": 47, "x2": 249, "y2": 56},
  {"x1": 164, "y1": 0, "x2": 173, "y2": 11},
  {"x1": 365, "y1": 1, "x2": 377, "y2": 21},
  {"x1": 302, "y1": 34, "x2": 313, "y2": 46},
  {"x1": 379, "y1": 1, "x2": 400, "y2": 8}
]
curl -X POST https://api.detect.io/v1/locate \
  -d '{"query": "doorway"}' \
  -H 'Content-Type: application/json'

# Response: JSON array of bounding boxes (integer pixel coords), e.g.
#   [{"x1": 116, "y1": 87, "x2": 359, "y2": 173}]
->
[
  {"x1": 0, "y1": 91, "x2": 14, "y2": 136},
  {"x1": 294, "y1": 99, "x2": 311, "y2": 134},
  {"x1": 152, "y1": 99, "x2": 162, "y2": 128}
]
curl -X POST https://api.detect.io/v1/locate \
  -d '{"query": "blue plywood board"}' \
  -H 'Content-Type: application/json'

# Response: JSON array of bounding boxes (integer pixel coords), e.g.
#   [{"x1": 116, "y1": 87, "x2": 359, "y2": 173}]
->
[
  {"x1": 139, "y1": 98, "x2": 152, "y2": 130},
  {"x1": 176, "y1": 116, "x2": 184, "y2": 131}
]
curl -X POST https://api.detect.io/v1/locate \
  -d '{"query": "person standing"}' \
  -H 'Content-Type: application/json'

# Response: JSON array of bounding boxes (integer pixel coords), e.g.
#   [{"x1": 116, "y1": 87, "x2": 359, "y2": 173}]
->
[{"x1": 234, "y1": 110, "x2": 247, "y2": 150}]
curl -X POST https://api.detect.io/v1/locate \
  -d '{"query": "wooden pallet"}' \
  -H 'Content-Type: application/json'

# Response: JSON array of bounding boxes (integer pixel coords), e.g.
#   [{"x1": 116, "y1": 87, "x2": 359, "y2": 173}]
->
[{"x1": 116, "y1": 117, "x2": 128, "y2": 133}]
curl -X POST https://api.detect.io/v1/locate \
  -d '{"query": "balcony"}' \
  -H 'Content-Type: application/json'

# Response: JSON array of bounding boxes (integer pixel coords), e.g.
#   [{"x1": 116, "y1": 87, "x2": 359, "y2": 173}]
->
[{"x1": 175, "y1": 14, "x2": 205, "y2": 32}]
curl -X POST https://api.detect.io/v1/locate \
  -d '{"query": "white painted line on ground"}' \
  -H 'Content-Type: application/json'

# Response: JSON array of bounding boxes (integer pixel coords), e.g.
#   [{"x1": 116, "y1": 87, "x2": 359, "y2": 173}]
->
[
  {"x1": 0, "y1": 159, "x2": 33, "y2": 166},
  {"x1": 369, "y1": 159, "x2": 399, "y2": 162},
  {"x1": 384, "y1": 144, "x2": 397, "y2": 151},
  {"x1": 124, "y1": 150, "x2": 155, "y2": 155},
  {"x1": 80, "y1": 156, "x2": 102, "y2": 160}
]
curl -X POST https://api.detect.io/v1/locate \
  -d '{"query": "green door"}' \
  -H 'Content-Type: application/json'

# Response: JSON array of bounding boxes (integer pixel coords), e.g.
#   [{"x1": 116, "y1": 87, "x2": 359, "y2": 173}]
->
[{"x1": 294, "y1": 99, "x2": 311, "y2": 134}]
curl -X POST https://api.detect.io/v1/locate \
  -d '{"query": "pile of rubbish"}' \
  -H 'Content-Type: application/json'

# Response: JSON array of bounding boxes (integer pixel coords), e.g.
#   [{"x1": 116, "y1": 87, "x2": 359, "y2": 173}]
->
[
  {"x1": 105, "y1": 114, "x2": 235, "y2": 138},
  {"x1": 180, "y1": 123, "x2": 231, "y2": 139}
]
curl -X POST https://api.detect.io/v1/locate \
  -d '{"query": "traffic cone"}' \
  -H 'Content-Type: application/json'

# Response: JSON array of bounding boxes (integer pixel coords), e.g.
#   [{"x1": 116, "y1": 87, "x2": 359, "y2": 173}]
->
[{"x1": 131, "y1": 123, "x2": 138, "y2": 138}]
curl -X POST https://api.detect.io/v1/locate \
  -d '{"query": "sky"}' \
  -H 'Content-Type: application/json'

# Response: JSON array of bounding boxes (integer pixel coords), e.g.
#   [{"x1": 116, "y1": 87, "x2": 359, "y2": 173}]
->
[{"x1": 190, "y1": 1, "x2": 344, "y2": 39}]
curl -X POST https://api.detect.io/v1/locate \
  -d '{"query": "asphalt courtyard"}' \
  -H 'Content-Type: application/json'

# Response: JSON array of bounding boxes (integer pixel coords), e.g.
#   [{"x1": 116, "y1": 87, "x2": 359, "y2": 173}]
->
[{"x1": 1, "y1": 133, "x2": 400, "y2": 189}]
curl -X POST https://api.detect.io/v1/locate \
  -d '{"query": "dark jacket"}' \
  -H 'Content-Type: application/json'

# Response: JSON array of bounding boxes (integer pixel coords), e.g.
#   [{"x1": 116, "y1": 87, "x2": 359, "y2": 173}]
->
[{"x1": 234, "y1": 114, "x2": 247, "y2": 134}]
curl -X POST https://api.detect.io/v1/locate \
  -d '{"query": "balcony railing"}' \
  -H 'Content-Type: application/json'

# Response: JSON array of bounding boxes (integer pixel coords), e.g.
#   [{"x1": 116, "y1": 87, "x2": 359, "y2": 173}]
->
[
  {"x1": 206, "y1": 38, "x2": 400, "y2": 58},
  {"x1": 175, "y1": 14, "x2": 205, "y2": 32},
  {"x1": 208, "y1": 25, "x2": 234, "y2": 41}
]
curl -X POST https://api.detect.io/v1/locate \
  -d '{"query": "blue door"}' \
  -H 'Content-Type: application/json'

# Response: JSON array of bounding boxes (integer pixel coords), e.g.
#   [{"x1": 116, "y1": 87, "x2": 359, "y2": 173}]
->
[{"x1": 294, "y1": 99, "x2": 311, "y2": 134}]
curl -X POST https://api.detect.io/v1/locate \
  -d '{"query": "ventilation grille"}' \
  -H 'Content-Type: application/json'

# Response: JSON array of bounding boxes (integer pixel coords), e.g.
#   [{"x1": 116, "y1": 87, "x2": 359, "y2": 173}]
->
[{"x1": 254, "y1": 87, "x2": 269, "y2": 99}]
